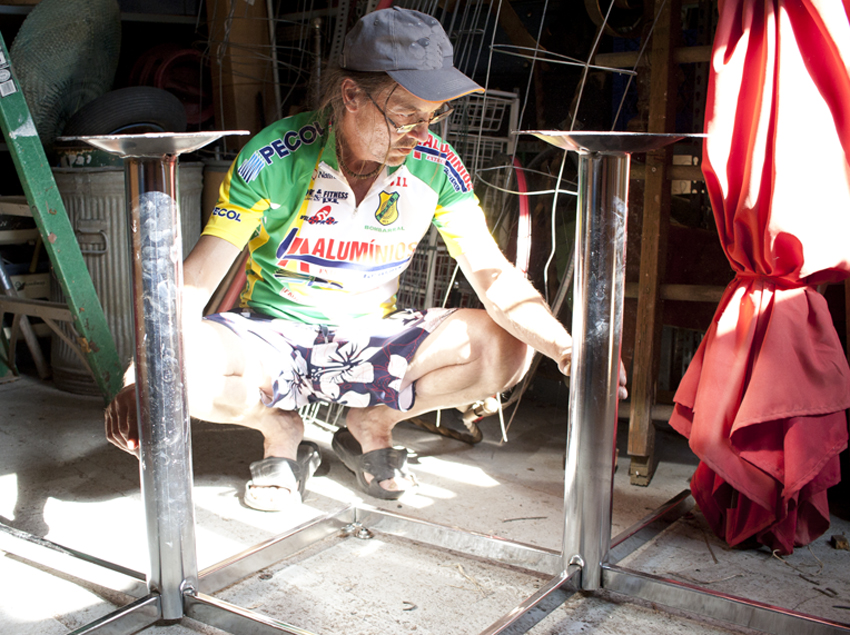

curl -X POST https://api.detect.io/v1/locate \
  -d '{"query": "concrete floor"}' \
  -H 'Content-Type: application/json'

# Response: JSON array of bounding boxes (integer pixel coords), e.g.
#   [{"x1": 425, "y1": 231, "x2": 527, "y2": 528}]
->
[{"x1": 1, "y1": 371, "x2": 848, "y2": 635}]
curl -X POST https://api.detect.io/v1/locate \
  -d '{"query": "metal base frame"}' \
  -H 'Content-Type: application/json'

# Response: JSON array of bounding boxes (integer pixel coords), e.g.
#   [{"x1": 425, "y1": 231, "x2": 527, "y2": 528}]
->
[
  {"x1": 4, "y1": 491, "x2": 847, "y2": 634},
  {"x1": 1, "y1": 131, "x2": 849, "y2": 635},
  {"x1": 0, "y1": 504, "x2": 576, "y2": 635}
]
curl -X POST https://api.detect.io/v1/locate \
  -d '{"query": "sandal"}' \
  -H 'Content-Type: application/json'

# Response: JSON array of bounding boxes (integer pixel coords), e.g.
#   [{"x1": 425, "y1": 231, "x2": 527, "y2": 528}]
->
[
  {"x1": 331, "y1": 428, "x2": 415, "y2": 500},
  {"x1": 243, "y1": 441, "x2": 322, "y2": 511}
]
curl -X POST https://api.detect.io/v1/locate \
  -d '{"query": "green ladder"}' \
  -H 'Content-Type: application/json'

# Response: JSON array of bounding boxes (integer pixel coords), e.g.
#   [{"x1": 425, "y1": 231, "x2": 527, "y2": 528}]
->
[{"x1": 0, "y1": 31, "x2": 122, "y2": 402}]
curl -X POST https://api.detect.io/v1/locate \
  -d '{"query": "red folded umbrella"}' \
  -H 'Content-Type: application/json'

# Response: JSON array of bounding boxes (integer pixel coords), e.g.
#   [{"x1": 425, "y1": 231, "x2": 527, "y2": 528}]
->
[{"x1": 669, "y1": 0, "x2": 850, "y2": 555}]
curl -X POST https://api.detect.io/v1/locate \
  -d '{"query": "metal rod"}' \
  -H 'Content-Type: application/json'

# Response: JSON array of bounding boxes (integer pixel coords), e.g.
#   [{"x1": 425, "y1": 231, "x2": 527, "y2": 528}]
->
[
  {"x1": 602, "y1": 564, "x2": 850, "y2": 635},
  {"x1": 199, "y1": 506, "x2": 356, "y2": 594},
  {"x1": 66, "y1": 594, "x2": 161, "y2": 635},
  {"x1": 0, "y1": 521, "x2": 147, "y2": 597},
  {"x1": 608, "y1": 489, "x2": 693, "y2": 564},
  {"x1": 563, "y1": 150, "x2": 630, "y2": 590},
  {"x1": 478, "y1": 570, "x2": 578, "y2": 635},
  {"x1": 123, "y1": 154, "x2": 198, "y2": 619},
  {"x1": 199, "y1": 503, "x2": 563, "y2": 596},
  {"x1": 309, "y1": 17, "x2": 323, "y2": 109},
  {"x1": 266, "y1": 0, "x2": 283, "y2": 118},
  {"x1": 185, "y1": 593, "x2": 319, "y2": 635},
  {"x1": 356, "y1": 505, "x2": 562, "y2": 576}
]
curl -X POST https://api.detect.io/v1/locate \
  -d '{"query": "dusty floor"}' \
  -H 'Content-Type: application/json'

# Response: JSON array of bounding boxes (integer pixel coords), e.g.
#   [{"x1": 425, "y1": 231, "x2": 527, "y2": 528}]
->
[{"x1": 0, "y1": 371, "x2": 848, "y2": 635}]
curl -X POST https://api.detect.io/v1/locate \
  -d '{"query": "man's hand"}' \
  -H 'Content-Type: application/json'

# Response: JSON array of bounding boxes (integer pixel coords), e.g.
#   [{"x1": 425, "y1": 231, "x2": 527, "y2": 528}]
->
[
  {"x1": 560, "y1": 351, "x2": 629, "y2": 401},
  {"x1": 618, "y1": 360, "x2": 628, "y2": 400},
  {"x1": 558, "y1": 348, "x2": 572, "y2": 376},
  {"x1": 105, "y1": 384, "x2": 140, "y2": 455}
]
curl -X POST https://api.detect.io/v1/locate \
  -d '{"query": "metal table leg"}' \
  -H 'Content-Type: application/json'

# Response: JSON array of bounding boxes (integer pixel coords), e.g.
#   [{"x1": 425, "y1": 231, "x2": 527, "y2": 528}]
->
[
  {"x1": 522, "y1": 130, "x2": 850, "y2": 635},
  {"x1": 125, "y1": 151, "x2": 198, "y2": 618},
  {"x1": 562, "y1": 147, "x2": 630, "y2": 590},
  {"x1": 82, "y1": 132, "x2": 248, "y2": 621},
  {"x1": 522, "y1": 131, "x2": 694, "y2": 591}
]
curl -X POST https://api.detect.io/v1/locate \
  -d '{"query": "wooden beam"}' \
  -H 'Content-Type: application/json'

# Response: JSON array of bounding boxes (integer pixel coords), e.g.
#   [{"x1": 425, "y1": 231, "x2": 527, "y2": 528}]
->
[
  {"x1": 627, "y1": 0, "x2": 681, "y2": 486},
  {"x1": 630, "y1": 163, "x2": 704, "y2": 182},
  {"x1": 594, "y1": 45, "x2": 711, "y2": 69},
  {"x1": 0, "y1": 195, "x2": 31, "y2": 216},
  {"x1": 205, "y1": 0, "x2": 279, "y2": 152},
  {"x1": 0, "y1": 296, "x2": 74, "y2": 322},
  {"x1": 617, "y1": 401, "x2": 674, "y2": 422},
  {"x1": 624, "y1": 283, "x2": 725, "y2": 303}
]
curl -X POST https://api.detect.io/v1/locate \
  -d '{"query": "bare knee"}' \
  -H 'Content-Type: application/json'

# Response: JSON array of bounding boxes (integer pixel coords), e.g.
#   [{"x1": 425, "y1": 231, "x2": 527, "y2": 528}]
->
[
  {"x1": 182, "y1": 319, "x2": 270, "y2": 423},
  {"x1": 475, "y1": 316, "x2": 533, "y2": 393}
]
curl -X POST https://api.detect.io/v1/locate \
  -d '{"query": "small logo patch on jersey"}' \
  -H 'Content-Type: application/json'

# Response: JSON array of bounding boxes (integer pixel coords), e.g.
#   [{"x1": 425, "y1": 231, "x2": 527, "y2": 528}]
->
[
  {"x1": 212, "y1": 207, "x2": 242, "y2": 222},
  {"x1": 301, "y1": 205, "x2": 338, "y2": 225},
  {"x1": 412, "y1": 135, "x2": 474, "y2": 193},
  {"x1": 238, "y1": 120, "x2": 324, "y2": 183},
  {"x1": 375, "y1": 191, "x2": 400, "y2": 226}
]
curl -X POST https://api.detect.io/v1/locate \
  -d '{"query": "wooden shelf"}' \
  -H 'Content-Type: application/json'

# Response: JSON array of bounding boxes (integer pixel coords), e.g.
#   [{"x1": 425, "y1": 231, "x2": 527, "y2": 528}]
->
[
  {"x1": 0, "y1": 195, "x2": 30, "y2": 216},
  {"x1": 0, "y1": 228, "x2": 38, "y2": 244}
]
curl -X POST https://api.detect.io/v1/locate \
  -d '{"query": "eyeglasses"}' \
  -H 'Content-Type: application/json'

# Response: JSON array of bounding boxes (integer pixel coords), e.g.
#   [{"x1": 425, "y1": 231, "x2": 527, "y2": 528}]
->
[{"x1": 363, "y1": 91, "x2": 454, "y2": 134}]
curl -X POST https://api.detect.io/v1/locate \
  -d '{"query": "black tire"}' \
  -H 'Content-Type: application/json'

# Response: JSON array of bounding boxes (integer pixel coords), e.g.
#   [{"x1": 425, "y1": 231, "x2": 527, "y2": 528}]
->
[
  {"x1": 62, "y1": 86, "x2": 188, "y2": 136},
  {"x1": 9, "y1": 0, "x2": 121, "y2": 149}
]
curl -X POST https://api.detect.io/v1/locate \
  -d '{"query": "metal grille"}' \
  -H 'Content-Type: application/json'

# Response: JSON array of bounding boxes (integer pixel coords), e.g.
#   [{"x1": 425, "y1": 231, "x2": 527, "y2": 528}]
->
[{"x1": 445, "y1": 90, "x2": 519, "y2": 177}]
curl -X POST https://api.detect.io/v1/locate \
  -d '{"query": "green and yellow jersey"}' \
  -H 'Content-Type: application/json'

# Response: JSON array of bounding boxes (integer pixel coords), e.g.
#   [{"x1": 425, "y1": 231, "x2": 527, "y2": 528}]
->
[{"x1": 203, "y1": 110, "x2": 490, "y2": 325}]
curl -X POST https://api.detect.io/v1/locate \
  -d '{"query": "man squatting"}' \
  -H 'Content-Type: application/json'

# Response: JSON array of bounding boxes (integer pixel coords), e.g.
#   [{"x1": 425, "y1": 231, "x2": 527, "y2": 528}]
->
[{"x1": 105, "y1": 7, "x2": 627, "y2": 511}]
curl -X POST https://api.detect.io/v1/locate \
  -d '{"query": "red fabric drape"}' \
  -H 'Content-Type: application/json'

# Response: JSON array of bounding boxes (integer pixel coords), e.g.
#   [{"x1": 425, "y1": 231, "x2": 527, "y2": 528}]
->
[{"x1": 669, "y1": 0, "x2": 850, "y2": 554}]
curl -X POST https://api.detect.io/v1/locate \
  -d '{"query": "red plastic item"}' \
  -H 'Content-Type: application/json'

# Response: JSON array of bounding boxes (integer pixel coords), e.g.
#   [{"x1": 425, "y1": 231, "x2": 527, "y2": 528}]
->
[
  {"x1": 129, "y1": 43, "x2": 214, "y2": 126},
  {"x1": 669, "y1": 0, "x2": 850, "y2": 555}
]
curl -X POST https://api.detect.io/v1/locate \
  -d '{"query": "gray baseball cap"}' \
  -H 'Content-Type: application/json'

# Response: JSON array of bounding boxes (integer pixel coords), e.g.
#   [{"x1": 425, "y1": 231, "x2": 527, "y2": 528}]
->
[{"x1": 340, "y1": 7, "x2": 484, "y2": 103}]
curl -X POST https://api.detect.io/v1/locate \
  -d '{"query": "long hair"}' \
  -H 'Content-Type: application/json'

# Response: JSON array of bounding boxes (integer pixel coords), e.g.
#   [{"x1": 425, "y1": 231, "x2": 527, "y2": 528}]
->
[
  {"x1": 318, "y1": 64, "x2": 398, "y2": 168},
  {"x1": 317, "y1": 64, "x2": 397, "y2": 125}
]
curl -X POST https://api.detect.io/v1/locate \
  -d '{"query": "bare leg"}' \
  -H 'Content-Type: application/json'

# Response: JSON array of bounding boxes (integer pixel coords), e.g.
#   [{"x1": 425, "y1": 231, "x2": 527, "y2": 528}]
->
[
  {"x1": 344, "y1": 308, "x2": 533, "y2": 492},
  {"x1": 184, "y1": 319, "x2": 305, "y2": 506},
  {"x1": 184, "y1": 309, "x2": 531, "y2": 498}
]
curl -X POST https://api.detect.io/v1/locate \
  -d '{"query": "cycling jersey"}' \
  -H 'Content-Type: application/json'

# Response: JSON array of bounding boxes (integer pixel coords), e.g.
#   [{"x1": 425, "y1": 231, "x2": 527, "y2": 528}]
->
[{"x1": 202, "y1": 110, "x2": 490, "y2": 325}]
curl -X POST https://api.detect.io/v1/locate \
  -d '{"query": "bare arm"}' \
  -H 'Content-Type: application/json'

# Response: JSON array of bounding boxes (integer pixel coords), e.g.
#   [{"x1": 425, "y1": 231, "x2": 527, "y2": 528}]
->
[
  {"x1": 456, "y1": 238, "x2": 572, "y2": 374},
  {"x1": 182, "y1": 235, "x2": 244, "y2": 324},
  {"x1": 457, "y1": 235, "x2": 627, "y2": 397}
]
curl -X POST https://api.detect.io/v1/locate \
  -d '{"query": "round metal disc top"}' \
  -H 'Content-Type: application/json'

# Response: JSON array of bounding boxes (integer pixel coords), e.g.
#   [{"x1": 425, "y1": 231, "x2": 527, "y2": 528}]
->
[
  {"x1": 58, "y1": 131, "x2": 250, "y2": 158},
  {"x1": 516, "y1": 130, "x2": 707, "y2": 154}
]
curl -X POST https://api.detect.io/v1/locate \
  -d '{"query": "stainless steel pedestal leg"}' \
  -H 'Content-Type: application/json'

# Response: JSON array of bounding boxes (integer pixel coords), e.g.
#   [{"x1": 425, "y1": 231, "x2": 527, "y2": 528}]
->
[
  {"x1": 125, "y1": 154, "x2": 196, "y2": 618},
  {"x1": 563, "y1": 150, "x2": 629, "y2": 590},
  {"x1": 520, "y1": 131, "x2": 693, "y2": 592},
  {"x1": 76, "y1": 132, "x2": 246, "y2": 621},
  {"x1": 521, "y1": 130, "x2": 850, "y2": 634}
]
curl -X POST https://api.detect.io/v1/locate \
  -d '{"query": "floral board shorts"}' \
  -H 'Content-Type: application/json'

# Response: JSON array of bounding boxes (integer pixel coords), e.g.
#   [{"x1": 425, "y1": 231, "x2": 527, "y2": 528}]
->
[{"x1": 204, "y1": 308, "x2": 457, "y2": 412}]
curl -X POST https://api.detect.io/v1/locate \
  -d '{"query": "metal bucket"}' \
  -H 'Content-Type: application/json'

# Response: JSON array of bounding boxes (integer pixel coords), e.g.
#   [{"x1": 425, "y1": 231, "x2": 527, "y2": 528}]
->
[{"x1": 50, "y1": 164, "x2": 203, "y2": 395}]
